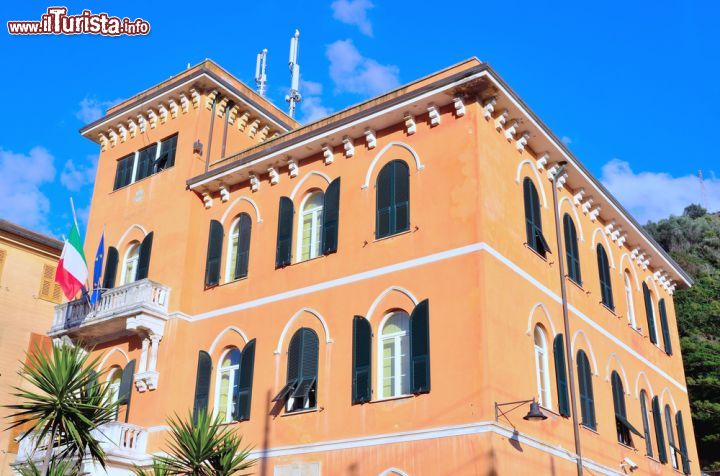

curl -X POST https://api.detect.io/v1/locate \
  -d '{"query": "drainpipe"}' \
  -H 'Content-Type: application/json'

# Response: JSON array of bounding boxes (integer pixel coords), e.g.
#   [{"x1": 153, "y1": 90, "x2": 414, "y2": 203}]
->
[
  {"x1": 205, "y1": 96, "x2": 218, "y2": 172},
  {"x1": 551, "y1": 161, "x2": 584, "y2": 476}
]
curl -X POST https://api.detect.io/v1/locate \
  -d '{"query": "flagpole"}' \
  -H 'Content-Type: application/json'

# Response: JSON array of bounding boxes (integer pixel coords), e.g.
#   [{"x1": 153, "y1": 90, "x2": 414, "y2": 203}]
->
[{"x1": 70, "y1": 197, "x2": 91, "y2": 307}]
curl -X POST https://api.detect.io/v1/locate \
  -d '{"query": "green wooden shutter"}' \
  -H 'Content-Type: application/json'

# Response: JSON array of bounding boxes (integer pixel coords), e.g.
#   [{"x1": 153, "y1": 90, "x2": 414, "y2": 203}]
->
[
  {"x1": 236, "y1": 340, "x2": 255, "y2": 421},
  {"x1": 393, "y1": 161, "x2": 410, "y2": 234},
  {"x1": 652, "y1": 396, "x2": 668, "y2": 463},
  {"x1": 563, "y1": 214, "x2": 582, "y2": 284},
  {"x1": 136, "y1": 232, "x2": 153, "y2": 280},
  {"x1": 276, "y1": 197, "x2": 294, "y2": 267},
  {"x1": 640, "y1": 391, "x2": 654, "y2": 457},
  {"x1": 103, "y1": 246, "x2": 119, "y2": 289},
  {"x1": 553, "y1": 334, "x2": 570, "y2": 417},
  {"x1": 192, "y1": 351, "x2": 212, "y2": 422},
  {"x1": 577, "y1": 350, "x2": 596, "y2": 429},
  {"x1": 643, "y1": 283, "x2": 658, "y2": 344},
  {"x1": 291, "y1": 328, "x2": 319, "y2": 400},
  {"x1": 234, "y1": 214, "x2": 252, "y2": 279},
  {"x1": 205, "y1": 220, "x2": 224, "y2": 287},
  {"x1": 524, "y1": 178, "x2": 545, "y2": 256},
  {"x1": 376, "y1": 163, "x2": 393, "y2": 238},
  {"x1": 597, "y1": 246, "x2": 614, "y2": 309},
  {"x1": 410, "y1": 299, "x2": 430, "y2": 394},
  {"x1": 321, "y1": 178, "x2": 341, "y2": 255},
  {"x1": 352, "y1": 316, "x2": 372, "y2": 404},
  {"x1": 675, "y1": 411, "x2": 691, "y2": 474},
  {"x1": 118, "y1": 359, "x2": 136, "y2": 423},
  {"x1": 658, "y1": 299, "x2": 673, "y2": 355}
]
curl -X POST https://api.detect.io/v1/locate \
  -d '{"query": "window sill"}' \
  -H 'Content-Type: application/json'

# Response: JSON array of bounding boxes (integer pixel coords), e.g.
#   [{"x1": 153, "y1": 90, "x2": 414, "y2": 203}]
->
[
  {"x1": 629, "y1": 324, "x2": 644, "y2": 336},
  {"x1": 580, "y1": 424, "x2": 599, "y2": 435},
  {"x1": 523, "y1": 243, "x2": 549, "y2": 263},
  {"x1": 566, "y1": 277, "x2": 584, "y2": 292},
  {"x1": 281, "y1": 407, "x2": 320, "y2": 417},
  {"x1": 617, "y1": 441, "x2": 638, "y2": 452},
  {"x1": 372, "y1": 227, "x2": 413, "y2": 243},
  {"x1": 370, "y1": 394, "x2": 414, "y2": 404},
  {"x1": 645, "y1": 455, "x2": 661, "y2": 464},
  {"x1": 217, "y1": 276, "x2": 249, "y2": 288},
  {"x1": 110, "y1": 165, "x2": 174, "y2": 193},
  {"x1": 600, "y1": 302, "x2": 617, "y2": 316}
]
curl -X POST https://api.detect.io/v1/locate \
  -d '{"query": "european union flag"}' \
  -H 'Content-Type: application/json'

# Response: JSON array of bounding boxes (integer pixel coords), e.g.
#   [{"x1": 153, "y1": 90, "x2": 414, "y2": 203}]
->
[{"x1": 89, "y1": 231, "x2": 105, "y2": 305}]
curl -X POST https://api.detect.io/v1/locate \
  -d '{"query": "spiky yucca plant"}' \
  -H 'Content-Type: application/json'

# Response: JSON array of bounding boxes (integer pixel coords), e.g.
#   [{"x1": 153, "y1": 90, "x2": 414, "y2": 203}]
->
[{"x1": 15, "y1": 457, "x2": 77, "y2": 476}]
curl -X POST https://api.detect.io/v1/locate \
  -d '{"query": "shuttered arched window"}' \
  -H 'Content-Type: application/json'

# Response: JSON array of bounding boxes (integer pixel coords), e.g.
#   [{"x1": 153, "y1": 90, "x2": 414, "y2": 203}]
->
[
  {"x1": 642, "y1": 282, "x2": 658, "y2": 345},
  {"x1": 275, "y1": 197, "x2": 294, "y2": 267},
  {"x1": 665, "y1": 405, "x2": 680, "y2": 470},
  {"x1": 121, "y1": 242, "x2": 140, "y2": 285},
  {"x1": 596, "y1": 245, "x2": 614, "y2": 309},
  {"x1": 193, "y1": 351, "x2": 212, "y2": 422},
  {"x1": 576, "y1": 350, "x2": 596, "y2": 429},
  {"x1": 376, "y1": 160, "x2": 410, "y2": 239},
  {"x1": 563, "y1": 214, "x2": 581, "y2": 284},
  {"x1": 272, "y1": 328, "x2": 319, "y2": 413},
  {"x1": 212, "y1": 342, "x2": 256, "y2": 423},
  {"x1": 652, "y1": 396, "x2": 668, "y2": 463},
  {"x1": 640, "y1": 390, "x2": 654, "y2": 457},
  {"x1": 226, "y1": 213, "x2": 252, "y2": 281},
  {"x1": 378, "y1": 311, "x2": 411, "y2": 399},
  {"x1": 352, "y1": 316, "x2": 372, "y2": 404},
  {"x1": 524, "y1": 178, "x2": 551, "y2": 257},
  {"x1": 675, "y1": 411, "x2": 691, "y2": 474},
  {"x1": 205, "y1": 220, "x2": 224, "y2": 288},
  {"x1": 297, "y1": 191, "x2": 324, "y2": 262},
  {"x1": 107, "y1": 367, "x2": 123, "y2": 421},
  {"x1": 533, "y1": 326, "x2": 551, "y2": 409},
  {"x1": 624, "y1": 272, "x2": 637, "y2": 329},
  {"x1": 658, "y1": 298, "x2": 673, "y2": 355},
  {"x1": 553, "y1": 334, "x2": 570, "y2": 417},
  {"x1": 103, "y1": 246, "x2": 119, "y2": 289},
  {"x1": 611, "y1": 371, "x2": 643, "y2": 446}
]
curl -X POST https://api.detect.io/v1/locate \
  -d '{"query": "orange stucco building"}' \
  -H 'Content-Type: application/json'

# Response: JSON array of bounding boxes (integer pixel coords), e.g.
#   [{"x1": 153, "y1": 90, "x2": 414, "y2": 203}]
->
[{"x1": 16, "y1": 58, "x2": 700, "y2": 475}]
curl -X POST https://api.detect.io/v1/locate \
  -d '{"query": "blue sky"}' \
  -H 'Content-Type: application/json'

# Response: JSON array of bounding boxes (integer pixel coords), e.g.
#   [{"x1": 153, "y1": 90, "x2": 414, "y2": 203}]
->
[{"x1": 1, "y1": 0, "x2": 719, "y2": 238}]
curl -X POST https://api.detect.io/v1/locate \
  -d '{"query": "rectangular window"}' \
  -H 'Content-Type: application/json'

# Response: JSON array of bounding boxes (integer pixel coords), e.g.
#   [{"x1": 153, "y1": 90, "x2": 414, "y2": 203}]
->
[
  {"x1": 38, "y1": 264, "x2": 63, "y2": 303},
  {"x1": 111, "y1": 134, "x2": 178, "y2": 191},
  {"x1": 135, "y1": 143, "x2": 158, "y2": 182},
  {"x1": 155, "y1": 134, "x2": 177, "y2": 172},
  {"x1": 113, "y1": 154, "x2": 135, "y2": 190}
]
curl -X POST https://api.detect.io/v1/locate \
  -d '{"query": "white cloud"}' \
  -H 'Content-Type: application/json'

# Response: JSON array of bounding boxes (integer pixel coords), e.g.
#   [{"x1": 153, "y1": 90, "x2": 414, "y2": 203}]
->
[
  {"x1": 600, "y1": 159, "x2": 720, "y2": 224},
  {"x1": 0, "y1": 147, "x2": 56, "y2": 232},
  {"x1": 76, "y1": 97, "x2": 123, "y2": 123},
  {"x1": 561, "y1": 136, "x2": 572, "y2": 145},
  {"x1": 326, "y1": 39, "x2": 400, "y2": 96},
  {"x1": 298, "y1": 80, "x2": 333, "y2": 123},
  {"x1": 331, "y1": 0, "x2": 374, "y2": 36},
  {"x1": 60, "y1": 154, "x2": 98, "y2": 191}
]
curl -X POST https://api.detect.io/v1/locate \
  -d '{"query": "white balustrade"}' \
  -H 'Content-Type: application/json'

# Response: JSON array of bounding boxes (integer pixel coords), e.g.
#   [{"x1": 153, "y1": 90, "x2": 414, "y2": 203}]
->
[{"x1": 94, "y1": 422, "x2": 148, "y2": 456}]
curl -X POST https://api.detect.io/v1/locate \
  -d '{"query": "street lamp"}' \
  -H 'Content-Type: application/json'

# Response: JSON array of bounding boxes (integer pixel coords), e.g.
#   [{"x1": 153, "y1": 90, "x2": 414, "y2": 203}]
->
[{"x1": 495, "y1": 399, "x2": 548, "y2": 428}]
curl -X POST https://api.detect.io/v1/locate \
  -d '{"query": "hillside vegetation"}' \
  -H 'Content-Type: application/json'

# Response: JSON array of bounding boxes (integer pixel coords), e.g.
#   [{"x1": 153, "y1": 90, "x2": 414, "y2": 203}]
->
[{"x1": 646, "y1": 204, "x2": 720, "y2": 469}]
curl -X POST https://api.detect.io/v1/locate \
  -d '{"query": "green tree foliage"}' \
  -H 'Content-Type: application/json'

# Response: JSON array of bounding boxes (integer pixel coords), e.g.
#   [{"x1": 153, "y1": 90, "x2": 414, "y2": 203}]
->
[{"x1": 646, "y1": 204, "x2": 720, "y2": 469}]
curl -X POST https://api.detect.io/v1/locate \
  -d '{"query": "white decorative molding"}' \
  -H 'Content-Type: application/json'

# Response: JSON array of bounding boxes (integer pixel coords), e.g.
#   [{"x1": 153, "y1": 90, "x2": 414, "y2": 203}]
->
[
  {"x1": 190, "y1": 88, "x2": 200, "y2": 109},
  {"x1": 108, "y1": 129, "x2": 118, "y2": 147},
  {"x1": 653, "y1": 271, "x2": 662, "y2": 281},
  {"x1": 127, "y1": 119, "x2": 138, "y2": 138},
  {"x1": 546, "y1": 164, "x2": 560, "y2": 179},
  {"x1": 631, "y1": 248, "x2": 640, "y2": 259},
  {"x1": 342, "y1": 136, "x2": 355, "y2": 157},
  {"x1": 117, "y1": 125, "x2": 127, "y2": 143},
  {"x1": 617, "y1": 234, "x2": 627, "y2": 247},
  {"x1": 610, "y1": 229, "x2": 621, "y2": 241},
  {"x1": 516, "y1": 132, "x2": 530, "y2": 152},
  {"x1": 219, "y1": 184, "x2": 230, "y2": 203},
  {"x1": 581, "y1": 198, "x2": 593, "y2": 214},
  {"x1": 556, "y1": 173, "x2": 568, "y2": 189},
  {"x1": 179, "y1": 94, "x2": 190, "y2": 113},
  {"x1": 589, "y1": 207, "x2": 601, "y2": 221},
  {"x1": 236, "y1": 112, "x2": 250, "y2": 131},
  {"x1": 572, "y1": 188, "x2": 585, "y2": 206},
  {"x1": 168, "y1": 99, "x2": 179, "y2": 118},
  {"x1": 216, "y1": 97, "x2": 229, "y2": 116},
  {"x1": 98, "y1": 133, "x2": 108, "y2": 151},
  {"x1": 206, "y1": 90, "x2": 219, "y2": 110},
  {"x1": 322, "y1": 144, "x2": 333, "y2": 165},
  {"x1": 288, "y1": 160, "x2": 299, "y2": 178},
  {"x1": 494, "y1": 109, "x2": 509, "y2": 131},
  {"x1": 270, "y1": 132, "x2": 281, "y2": 140},
  {"x1": 147, "y1": 109, "x2": 158, "y2": 129},
  {"x1": 202, "y1": 193, "x2": 213, "y2": 209},
  {"x1": 427, "y1": 104, "x2": 441, "y2": 126},
  {"x1": 268, "y1": 167, "x2": 279, "y2": 185},
  {"x1": 404, "y1": 113, "x2": 416, "y2": 135},
  {"x1": 227, "y1": 105, "x2": 239, "y2": 124},
  {"x1": 364, "y1": 128, "x2": 377, "y2": 149},
  {"x1": 453, "y1": 96, "x2": 465, "y2": 117},
  {"x1": 247, "y1": 119, "x2": 261, "y2": 138},
  {"x1": 503, "y1": 120, "x2": 519, "y2": 141},
  {"x1": 362, "y1": 141, "x2": 424, "y2": 190},
  {"x1": 249, "y1": 174, "x2": 260, "y2": 192},
  {"x1": 257, "y1": 125, "x2": 270, "y2": 142},
  {"x1": 482, "y1": 96, "x2": 496, "y2": 120},
  {"x1": 604, "y1": 221, "x2": 616, "y2": 234},
  {"x1": 536, "y1": 152, "x2": 549, "y2": 170},
  {"x1": 158, "y1": 104, "x2": 168, "y2": 124},
  {"x1": 636, "y1": 253, "x2": 646, "y2": 264}
]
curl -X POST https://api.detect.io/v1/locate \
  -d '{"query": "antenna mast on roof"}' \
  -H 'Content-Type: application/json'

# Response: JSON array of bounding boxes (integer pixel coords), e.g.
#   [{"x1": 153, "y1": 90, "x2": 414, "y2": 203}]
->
[
  {"x1": 255, "y1": 49, "x2": 268, "y2": 97},
  {"x1": 285, "y1": 29, "x2": 302, "y2": 118}
]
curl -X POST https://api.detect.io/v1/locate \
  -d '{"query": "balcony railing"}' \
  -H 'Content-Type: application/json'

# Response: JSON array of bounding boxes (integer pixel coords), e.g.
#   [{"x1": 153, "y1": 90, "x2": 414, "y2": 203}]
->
[{"x1": 50, "y1": 279, "x2": 170, "y2": 336}]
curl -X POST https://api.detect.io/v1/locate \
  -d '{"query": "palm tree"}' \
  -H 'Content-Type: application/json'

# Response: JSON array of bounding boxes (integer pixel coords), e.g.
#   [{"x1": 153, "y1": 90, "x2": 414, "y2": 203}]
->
[
  {"x1": 5, "y1": 342, "x2": 119, "y2": 474},
  {"x1": 139, "y1": 411, "x2": 255, "y2": 476}
]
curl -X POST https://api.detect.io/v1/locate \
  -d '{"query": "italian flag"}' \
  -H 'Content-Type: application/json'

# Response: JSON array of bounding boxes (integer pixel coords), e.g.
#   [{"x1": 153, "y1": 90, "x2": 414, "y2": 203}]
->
[{"x1": 55, "y1": 223, "x2": 88, "y2": 300}]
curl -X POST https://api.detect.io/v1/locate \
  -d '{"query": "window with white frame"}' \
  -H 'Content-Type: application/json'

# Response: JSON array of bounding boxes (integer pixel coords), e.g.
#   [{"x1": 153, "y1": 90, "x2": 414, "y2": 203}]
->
[
  {"x1": 296, "y1": 191, "x2": 324, "y2": 262},
  {"x1": 378, "y1": 311, "x2": 411, "y2": 399},
  {"x1": 120, "y1": 241, "x2": 140, "y2": 285},
  {"x1": 533, "y1": 325, "x2": 551, "y2": 409},
  {"x1": 112, "y1": 134, "x2": 178, "y2": 191},
  {"x1": 624, "y1": 272, "x2": 637, "y2": 329},
  {"x1": 225, "y1": 213, "x2": 251, "y2": 282},
  {"x1": 215, "y1": 348, "x2": 241, "y2": 423},
  {"x1": 107, "y1": 366, "x2": 122, "y2": 420}
]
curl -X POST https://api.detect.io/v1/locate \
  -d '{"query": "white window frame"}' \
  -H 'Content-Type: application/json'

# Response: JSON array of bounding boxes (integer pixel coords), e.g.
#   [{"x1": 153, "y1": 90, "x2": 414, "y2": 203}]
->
[
  {"x1": 213, "y1": 347, "x2": 240, "y2": 423},
  {"x1": 295, "y1": 191, "x2": 324, "y2": 263},
  {"x1": 120, "y1": 241, "x2": 140, "y2": 285},
  {"x1": 624, "y1": 272, "x2": 637, "y2": 329},
  {"x1": 377, "y1": 311, "x2": 410, "y2": 400},
  {"x1": 533, "y1": 325, "x2": 552, "y2": 409},
  {"x1": 106, "y1": 367, "x2": 122, "y2": 420},
  {"x1": 224, "y1": 217, "x2": 241, "y2": 283}
]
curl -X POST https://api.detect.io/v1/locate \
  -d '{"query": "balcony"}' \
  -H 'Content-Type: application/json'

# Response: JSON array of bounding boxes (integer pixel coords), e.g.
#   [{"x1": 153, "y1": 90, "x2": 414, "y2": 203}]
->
[{"x1": 49, "y1": 279, "x2": 170, "y2": 343}]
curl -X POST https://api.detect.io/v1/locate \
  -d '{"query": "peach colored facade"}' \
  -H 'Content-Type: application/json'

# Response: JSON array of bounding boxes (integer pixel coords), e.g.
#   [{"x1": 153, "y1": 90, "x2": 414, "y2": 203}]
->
[{"x1": 25, "y1": 59, "x2": 700, "y2": 475}]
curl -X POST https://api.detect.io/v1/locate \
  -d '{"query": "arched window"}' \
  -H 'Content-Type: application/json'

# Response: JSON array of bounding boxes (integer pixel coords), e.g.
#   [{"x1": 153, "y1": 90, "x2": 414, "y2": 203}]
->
[
  {"x1": 624, "y1": 272, "x2": 637, "y2": 329},
  {"x1": 665, "y1": 405, "x2": 679, "y2": 470},
  {"x1": 652, "y1": 396, "x2": 668, "y2": 464},
  {"x1": 376, "y1": 160, "x2": 409, "y2": 239},
  {"x1": 642, "y1": 282, "x2": 658, "y2": 345},
  {"x1": 272, "y1": 328, "x2": 319, "y2": 413},
  {"x1": 216, "y1": 347, "x2": 241, "y2": 423},
  {"x1": 297, "y1": 191, "x2": 324, "y2": 262},
  {"x1": 553, "y1": 334, "x2": 570, "y2": 417},
  {"x1": 658, "y1": 298, "x2": 673, "y2": 355},
  {"x1": 675, "y1": 411, "x2": 691, "y2": 474},
  {"x1": 225, "y1": 213, "x2": 252, "y2": 282},
  {"x1": 524, "y1": 178, "x2": 550, "y2": 257},
  {"x1": 120, "y1": 241, "x2": 140, "y2": 285},
  {"x1": 611, "y1": 371, "x2": 642, "y2": 446},
  {"x1": 596, "y1": 245, "x2": 614, "y2": 309},
  {"x1": 563, "y1": 214, "x2": 581, "y2": 284},
  {"x1": 533, "y1": 325, "x2": 551, "y2": 409},
  {"x1": 576, "y1": 350, "x2": 596, "y2": 429},
  {"x1": 640, "y1": 390, "x2": 654, "y2": 457},
  {"x1": 107, "y1": 366, "x2": 123, "y2": 420},
  {"x1": 378, "y1": 311, "x2": 411, "y2": 399}
]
